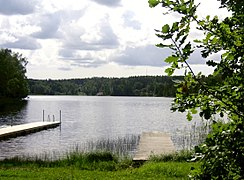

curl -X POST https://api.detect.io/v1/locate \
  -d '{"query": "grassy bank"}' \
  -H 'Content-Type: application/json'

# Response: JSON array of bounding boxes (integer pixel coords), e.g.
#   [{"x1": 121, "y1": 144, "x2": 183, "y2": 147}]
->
[
  {"x1": 0, "y1": 151, "x2": 198, "y2": 179},
  {"x1": 0, "y1": 162, "x2": 198, "y2": 179}
]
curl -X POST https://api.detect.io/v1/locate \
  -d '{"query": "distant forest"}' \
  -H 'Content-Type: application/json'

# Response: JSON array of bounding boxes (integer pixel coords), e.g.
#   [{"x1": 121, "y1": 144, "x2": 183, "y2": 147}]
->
[{"x1": 28, "y1": 76, "x2": 184, "y2": 97}]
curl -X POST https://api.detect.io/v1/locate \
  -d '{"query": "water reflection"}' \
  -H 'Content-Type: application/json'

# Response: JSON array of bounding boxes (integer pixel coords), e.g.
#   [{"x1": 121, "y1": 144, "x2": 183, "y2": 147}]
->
[{"x1": 0, "y1": 100, "x2": 28, "y2": 126}]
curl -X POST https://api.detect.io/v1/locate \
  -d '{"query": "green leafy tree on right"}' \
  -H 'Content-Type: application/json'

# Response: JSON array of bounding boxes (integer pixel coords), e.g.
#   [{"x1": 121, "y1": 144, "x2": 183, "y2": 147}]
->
[{"x1": 149, "y1": 0, "x2": 244, "y2": 179}]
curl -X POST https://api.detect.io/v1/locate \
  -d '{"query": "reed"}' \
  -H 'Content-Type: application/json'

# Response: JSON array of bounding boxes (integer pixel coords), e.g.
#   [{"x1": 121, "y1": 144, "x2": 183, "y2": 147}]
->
[
  {"x1": 171, "y1": 121, "x2": 212, "y2": 151},
  {"x1": 0, "y1": 151, "x2": 136, "y2": 171},
  {"x1": 73, "y1": 134, "x2": 140, "y2": 159},
  {"x1": 0, "y1": 134, "x2": 140, "y2": 166},
  {"x1": 149, "y1": 150, "x2": 194, "y2": 162}
]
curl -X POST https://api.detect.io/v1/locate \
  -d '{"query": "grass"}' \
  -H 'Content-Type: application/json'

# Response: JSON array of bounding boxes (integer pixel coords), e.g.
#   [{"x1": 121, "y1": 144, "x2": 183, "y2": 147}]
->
[
  {"x1": 0, "y1": 151, "x2": 199, "y2": 179},
  {"x1": 0, "y1": 163, "x2": 198, "y2": 180},
  {"x1": 149, "y1": 150, "x2": 194, "y2": 162}
]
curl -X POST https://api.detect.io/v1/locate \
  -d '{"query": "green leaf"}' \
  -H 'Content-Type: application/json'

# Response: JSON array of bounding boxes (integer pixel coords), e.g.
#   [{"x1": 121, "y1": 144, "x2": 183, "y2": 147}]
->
[
  {"x1": 184, "y1": 42, "x2": 191, "y2": 51},
  {"x1": 206, "y1": 60, "x2": 218, "y2": 67},
  {"x1": 187, "y1": 111, "x2": 193, "y2": 121},
  {"x1": 193, "y1": 39, "x2": 201, "y2": 43},
  {"x1": 148, "y1": 0, "x2": 160, "y2": 8},
  {"x1": 179, "y1": 35, "x2": 188, "y2": 46},
  {"x1": 164, "y1": 56, "x2": 179, "y2": 63},
  {"x1": 165, "y1": 68, "x2": 175, "y2": 76},
  {"x1": 162, "y1": 24, "x2": 170, "y2": 33},
  {"x1": 171, "y1": 22, "x2": 179, "y2": 32},
  {"x1": 156, "y1": 43, "x2": 173, "y2": 48},
  {"x1": 191, "y1": 108, "x2": 198, "y2": 114},
  {"x1": 182, "y1": 42, "x2": 192, "y2": 56},
  {"x1": 206, "y1": 15, "x2": 210, "y2": 21}
]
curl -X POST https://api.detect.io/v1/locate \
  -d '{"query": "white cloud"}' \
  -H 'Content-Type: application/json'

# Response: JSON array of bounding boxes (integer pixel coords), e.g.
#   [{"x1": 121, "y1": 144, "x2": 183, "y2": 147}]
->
[
  {"x1": 31, "y1": 9, "x2": 86, "y2": 39},
  {"x1": 58, "y1": 16, "x2": 120, "y2": 69},
  {"x1": 1, "y1": 36, "x2": 41, "y2": 50},
  {"x1": 111, "y1": 45, "x2": 169, "y2": 67},
  {"x1": 122, "y1": 11, "x2": 141, "y2": 30},
  {"x1": 31, "y1": 12, "x2": 62, "y2": 39},
  {"x1": 81, "y1": 16, "x2": 119, "y2": 49},
  {"x1": 0, "y1": 0, "x2": 39, "y2": 15},
  {"x1": 0, "y1": 0, "x2": 228, "y2": 79},
  {"x1": 58, "y1": 50, "x2": 107, "y2": 68},
  {"x1": 90, "y1": 0, "x2": 121, "y2": 7}
]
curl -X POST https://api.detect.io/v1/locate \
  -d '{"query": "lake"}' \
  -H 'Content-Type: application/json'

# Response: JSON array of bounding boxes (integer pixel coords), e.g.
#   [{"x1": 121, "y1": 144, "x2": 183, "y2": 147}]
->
[{"x1": 0, "y1": 96, "x2": 202, "y2": 159}]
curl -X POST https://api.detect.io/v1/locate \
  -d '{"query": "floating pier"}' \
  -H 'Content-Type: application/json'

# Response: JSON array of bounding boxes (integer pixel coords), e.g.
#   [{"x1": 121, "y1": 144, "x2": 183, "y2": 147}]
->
[
  {"x1": 133, "y1": 131, "x2": 175, "y2": 161},
  {"x1": 0, "y1": 121, "x2": 61, "y2": 141},
  {"x1": 0, "y1": 110, "x2": 62, "y2": 141}
]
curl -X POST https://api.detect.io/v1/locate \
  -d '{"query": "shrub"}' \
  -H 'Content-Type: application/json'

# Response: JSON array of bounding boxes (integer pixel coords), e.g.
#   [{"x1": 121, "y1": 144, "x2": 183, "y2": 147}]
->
[{"x1": 190, "y1": 121, "x2": 244, "y2": 179}]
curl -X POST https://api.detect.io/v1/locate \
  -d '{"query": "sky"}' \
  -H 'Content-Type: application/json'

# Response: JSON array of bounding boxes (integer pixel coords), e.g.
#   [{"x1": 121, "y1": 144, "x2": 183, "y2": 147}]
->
[{"x1": 0, "y1": 0, "x2": 228, "y2": 79}]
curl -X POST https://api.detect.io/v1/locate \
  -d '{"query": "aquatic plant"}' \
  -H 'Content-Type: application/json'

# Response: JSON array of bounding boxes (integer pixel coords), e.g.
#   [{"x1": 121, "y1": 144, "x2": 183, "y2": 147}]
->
[{"x1": 171, "y1": 121, "x2": 211, "y2": 150}]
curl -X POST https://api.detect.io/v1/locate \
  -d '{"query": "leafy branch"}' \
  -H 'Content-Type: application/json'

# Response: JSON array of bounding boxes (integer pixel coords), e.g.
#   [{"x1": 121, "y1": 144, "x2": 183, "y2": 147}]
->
[{"x1": 149, "y1": 0, "x2": 244, "y2": 120}]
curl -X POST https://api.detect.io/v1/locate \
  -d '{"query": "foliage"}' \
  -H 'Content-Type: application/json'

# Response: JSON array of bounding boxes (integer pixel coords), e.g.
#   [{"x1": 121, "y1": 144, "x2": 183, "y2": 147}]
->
[
  {"x1": 149, "y1": 0, "x2": 244, "y2": 179},
  {"x1": 28, "y1": 76, "x2": 183, "y2": 97},
  {"x1": 0, "y1": 49, "x2": 28, "y2": 99},
  {"x1": 191, "y1": 121, "x2": 244, "y2": 179}
]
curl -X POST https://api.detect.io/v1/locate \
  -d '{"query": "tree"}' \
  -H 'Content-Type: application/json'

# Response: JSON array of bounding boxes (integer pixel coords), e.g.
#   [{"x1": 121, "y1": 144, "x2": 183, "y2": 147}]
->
[
  {"x1": 149, "y1": 0, "x2": 244, "y2": 179},
  {"x1": 0, "y1": 49, "x2": 29, "y2": 99}
]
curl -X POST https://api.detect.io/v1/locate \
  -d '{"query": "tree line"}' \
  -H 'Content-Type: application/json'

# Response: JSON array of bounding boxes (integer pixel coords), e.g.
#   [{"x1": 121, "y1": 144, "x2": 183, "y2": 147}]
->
[{"x1": 28, "y1": 76, "x2": 184, "y2": 97}]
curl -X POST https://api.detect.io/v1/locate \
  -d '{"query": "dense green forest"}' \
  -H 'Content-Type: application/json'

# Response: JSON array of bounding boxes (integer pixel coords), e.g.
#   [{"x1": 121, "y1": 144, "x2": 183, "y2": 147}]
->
[
  {"x1": 0, "y1": 49, "x2": 28, "y2": 100},
  {"x1": 28, "y1": 76, "x2": 184, "y2": 97}
]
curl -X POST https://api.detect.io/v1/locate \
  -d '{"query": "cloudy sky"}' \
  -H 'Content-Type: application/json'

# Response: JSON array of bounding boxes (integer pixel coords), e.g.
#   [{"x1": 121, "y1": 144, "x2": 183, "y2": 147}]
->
[{"x1": 0, "y1": 0, "x2": 227, "y2": 79}]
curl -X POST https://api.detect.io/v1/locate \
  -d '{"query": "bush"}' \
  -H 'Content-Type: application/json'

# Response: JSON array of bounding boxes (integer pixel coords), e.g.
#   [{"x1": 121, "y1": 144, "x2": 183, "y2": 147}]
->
[{"x1": 190, "y1": 121, "x2": 244, "y2": 179}]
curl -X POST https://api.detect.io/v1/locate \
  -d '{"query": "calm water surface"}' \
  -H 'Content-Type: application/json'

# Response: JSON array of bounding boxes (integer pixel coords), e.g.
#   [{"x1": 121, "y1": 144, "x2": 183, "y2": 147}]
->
[{"x1": 0, "y1": 96, "x2": 200, "y2": 159}]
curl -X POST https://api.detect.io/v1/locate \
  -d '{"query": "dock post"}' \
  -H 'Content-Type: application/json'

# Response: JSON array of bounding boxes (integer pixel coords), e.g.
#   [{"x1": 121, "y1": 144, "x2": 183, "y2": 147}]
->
[
  {"x1": 59, "y1": 110, "x2": 62, "y2": 123},
  {"x1": 43, "y1": 110, "x2": 45, "y2": 122}
]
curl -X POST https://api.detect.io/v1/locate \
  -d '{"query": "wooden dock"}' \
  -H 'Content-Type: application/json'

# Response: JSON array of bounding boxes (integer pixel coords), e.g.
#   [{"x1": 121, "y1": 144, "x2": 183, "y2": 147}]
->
[
  {"x1": 133, "y1": 131, "x2": 175, "y2": 161},
  {"x1": 0, "y1": 121, "x2": 61, "y2": 141}
]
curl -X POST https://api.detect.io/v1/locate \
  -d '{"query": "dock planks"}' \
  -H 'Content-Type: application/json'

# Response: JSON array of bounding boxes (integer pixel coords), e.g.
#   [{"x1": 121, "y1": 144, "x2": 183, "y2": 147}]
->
[
  {"x1": 133, "y1": 131, "x2": 175, "y2": 161},
  {"x1": 0, "y1": 121, "x2": 60, "y2": 141}
]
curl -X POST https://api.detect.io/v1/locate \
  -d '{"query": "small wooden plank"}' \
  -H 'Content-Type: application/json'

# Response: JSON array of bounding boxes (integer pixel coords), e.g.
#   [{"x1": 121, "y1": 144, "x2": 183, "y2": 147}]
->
[
  {"x1": 133, "y1": 131, "x2": 175, "y2": 161},
  {"x1": 0, "y1": 122, "x2": 60, "y2": 141}
]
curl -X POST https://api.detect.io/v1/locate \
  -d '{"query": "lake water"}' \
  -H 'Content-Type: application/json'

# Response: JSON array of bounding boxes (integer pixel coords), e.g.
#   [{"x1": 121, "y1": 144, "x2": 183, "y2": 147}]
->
[{"x1": 0, "y1": 96, "x2": 202, "y2": 159}]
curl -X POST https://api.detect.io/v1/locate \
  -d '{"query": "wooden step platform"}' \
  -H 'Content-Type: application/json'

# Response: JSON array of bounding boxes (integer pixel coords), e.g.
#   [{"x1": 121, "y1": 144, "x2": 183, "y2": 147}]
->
[
  {"x1": 0, "y1": 121, "x2": 61, "y2": 141},
  {"x1": 133, "y1": 131, "x2": 175, "y2": 161}
]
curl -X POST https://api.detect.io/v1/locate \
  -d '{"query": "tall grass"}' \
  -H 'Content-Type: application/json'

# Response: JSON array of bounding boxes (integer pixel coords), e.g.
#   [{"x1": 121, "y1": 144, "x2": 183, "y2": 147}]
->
[
  {"x1": 71, "y1": 134, "x2": 140, "y2": 159},
  {"x1": 0, "y1": 134, "x2": 140, "y2": 164},
  {"x1": 171, "y1": 121, "x2": 212, "y2": 150},
  {"x1": 149, "y1": 150, "x2": 194, "y2": 162},
  {"x1": 0, "y1": 151, "x2": 134, "y2": 171}
]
